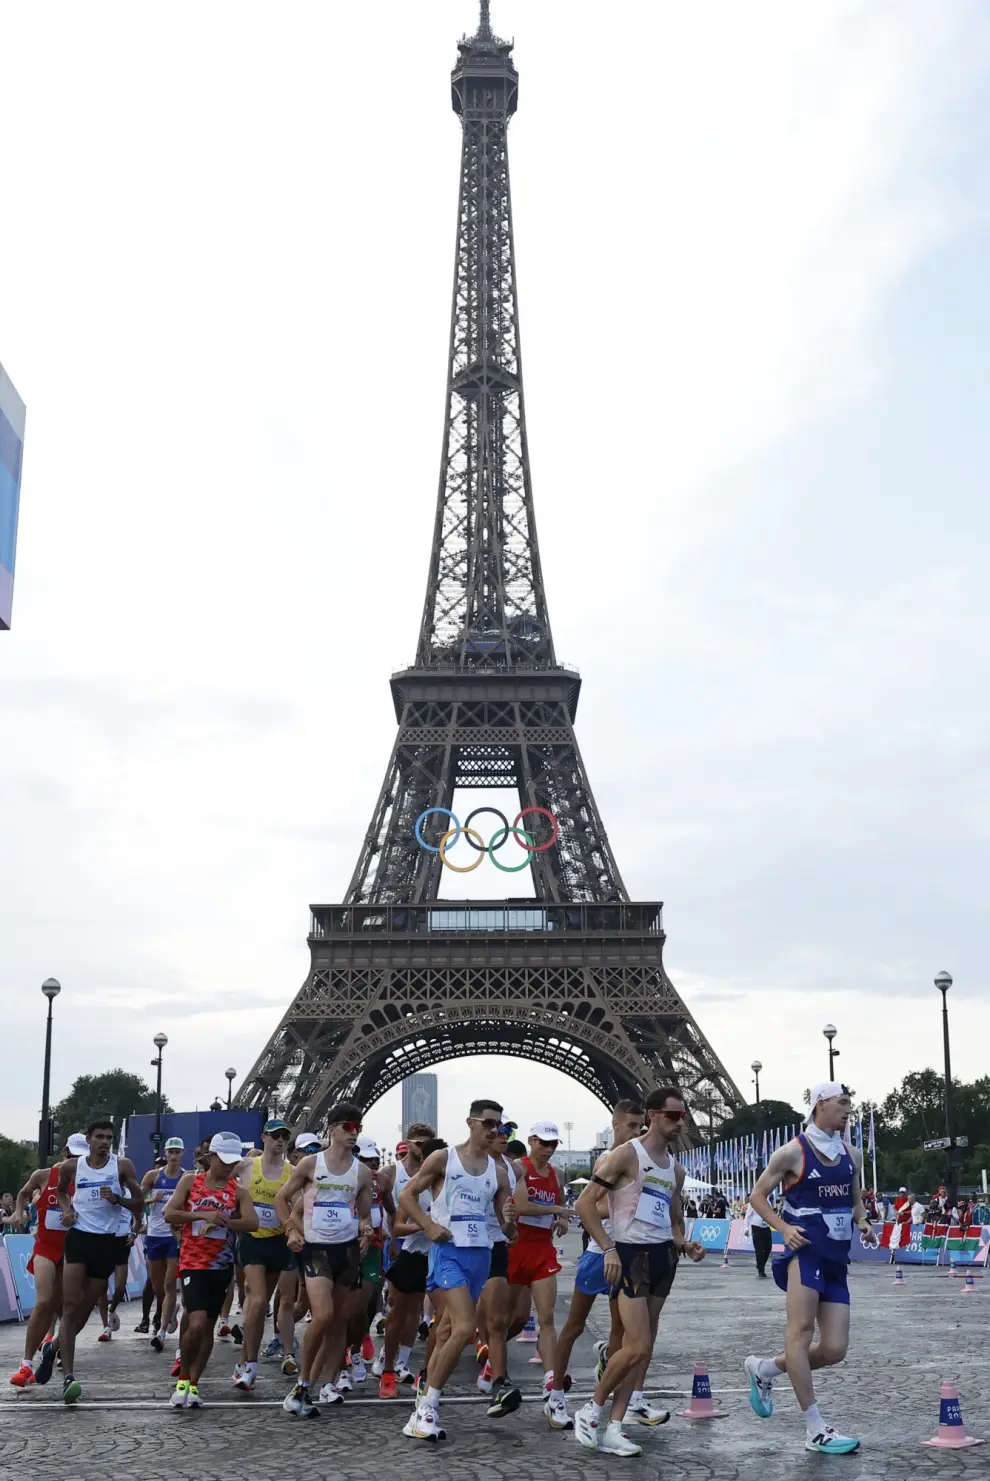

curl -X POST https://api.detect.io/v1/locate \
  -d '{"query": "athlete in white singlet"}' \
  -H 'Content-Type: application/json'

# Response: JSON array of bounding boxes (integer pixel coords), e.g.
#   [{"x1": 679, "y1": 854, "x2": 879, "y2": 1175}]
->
[
  {"x1": 375, "y1": 1124, "x2": 436, "y2": 1395},
  {"x1": 475, "y1": 1119, "x2": 520, "y2": 1415},
  {"x1": 141, "y1": 1138, "x2": 186, "y2": 1352}
]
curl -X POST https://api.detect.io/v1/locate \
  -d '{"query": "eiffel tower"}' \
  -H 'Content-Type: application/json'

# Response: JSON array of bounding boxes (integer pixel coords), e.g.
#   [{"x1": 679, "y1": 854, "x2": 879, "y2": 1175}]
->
[{"x1": 238, "y1": 2, "x2": 743, "y2": 1132}]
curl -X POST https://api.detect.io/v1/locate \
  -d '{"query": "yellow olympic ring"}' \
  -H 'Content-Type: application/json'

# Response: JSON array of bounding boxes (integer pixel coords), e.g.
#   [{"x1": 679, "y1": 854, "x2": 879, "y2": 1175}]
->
[{"x1": 437, "y1": 826, "x2": 485, "y2": 873}]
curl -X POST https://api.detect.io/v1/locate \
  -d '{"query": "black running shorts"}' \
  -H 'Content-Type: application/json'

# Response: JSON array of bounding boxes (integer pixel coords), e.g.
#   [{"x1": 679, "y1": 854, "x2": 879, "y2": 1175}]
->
[
  {"x1": 487, "y1": 1240, "x2": 509, "y2": 1281},
  {"x1": 180, "y1": 1266, "x2": 234, "y2": 1321},
  {"x1": 301, "y1": 1239, "x2": 362, "y2": 1289},
  {"x1": 613, "y1": 1240, "x2": 678, "y2": 1300},
  {"x1": 385, "y1": 1250, "x2": 428, "y2": 1295},
  {"x1": 64, "y1": 1229, "x2": 118, "y2": 1282}
]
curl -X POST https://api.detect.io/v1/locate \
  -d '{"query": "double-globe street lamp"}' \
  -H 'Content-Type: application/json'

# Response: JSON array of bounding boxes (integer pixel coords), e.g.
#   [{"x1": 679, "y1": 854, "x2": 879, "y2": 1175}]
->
[
  {"x1": 934, "y1": 970, "x2": 957, "y2": 1206},
  {"x1": 823, "y1": 1023, "x2": 839, "y2": 1079},
  {"x1": 39, "y1": 978, "x2": 62, "y2": 1163},
  {"x1": 751, "y1": 1060, "x2": 763, "y2": 1172},
  {"x1": 225, "y1": 1067, "x2": 237, "y2": 1111},
  {"x1": 151, "y1": 1032, "x2": 168, "y2": 1160}
]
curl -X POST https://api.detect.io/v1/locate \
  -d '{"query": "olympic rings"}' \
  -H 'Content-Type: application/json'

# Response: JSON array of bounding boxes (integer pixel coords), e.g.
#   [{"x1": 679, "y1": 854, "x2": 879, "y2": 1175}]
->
[{"x1": 414, "y1": 806, "x2": 558, "y2": 869}]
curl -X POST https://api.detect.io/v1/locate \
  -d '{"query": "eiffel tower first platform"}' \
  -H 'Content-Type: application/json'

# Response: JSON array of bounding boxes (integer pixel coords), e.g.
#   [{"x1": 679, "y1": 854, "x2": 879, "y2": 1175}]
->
[{"x1": 238, "y1": 3, "x2": 743, "y2": 1130}]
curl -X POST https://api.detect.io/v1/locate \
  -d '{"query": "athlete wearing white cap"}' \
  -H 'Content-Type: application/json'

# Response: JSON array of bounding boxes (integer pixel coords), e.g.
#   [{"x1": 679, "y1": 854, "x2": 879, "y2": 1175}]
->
[
  {"x1": 744, "y1": 1082, "x2": 877, "y2": 1456},
  {"x1": 506, "y1": 1121, "x2": 570, "y2": 1411},
  {"x1": 141, "y1": 1137, "x2": 186, "y2": 1353}
]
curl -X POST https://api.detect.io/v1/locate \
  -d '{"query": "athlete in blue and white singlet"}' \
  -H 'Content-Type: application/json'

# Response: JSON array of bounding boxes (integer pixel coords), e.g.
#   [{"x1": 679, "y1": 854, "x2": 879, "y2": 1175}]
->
[
  {"x1": 140, "y1": 1138, "x2": 186, "y2": 1349},
  {"x1": 745, "y1": 1082, "x2": 877, "y2": 1457}
]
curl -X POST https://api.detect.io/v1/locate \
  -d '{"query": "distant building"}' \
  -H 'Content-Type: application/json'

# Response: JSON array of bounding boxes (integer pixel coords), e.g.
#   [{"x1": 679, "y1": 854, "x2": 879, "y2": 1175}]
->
[{"x1": 402, "y1": 1073, "x2": 438, "y2": 1134}]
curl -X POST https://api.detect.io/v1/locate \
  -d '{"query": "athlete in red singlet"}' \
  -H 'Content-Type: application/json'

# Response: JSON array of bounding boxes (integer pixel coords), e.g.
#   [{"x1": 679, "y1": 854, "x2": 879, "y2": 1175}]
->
[{"x1": 507, "y1": 1121, "x2": 571, "y2": 1401}]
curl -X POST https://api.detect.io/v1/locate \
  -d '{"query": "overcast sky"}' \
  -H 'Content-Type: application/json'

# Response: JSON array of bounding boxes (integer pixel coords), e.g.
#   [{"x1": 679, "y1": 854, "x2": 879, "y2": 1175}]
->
[{"x1": 1, "y1": 1, "x2": 988, "y2": 1154}]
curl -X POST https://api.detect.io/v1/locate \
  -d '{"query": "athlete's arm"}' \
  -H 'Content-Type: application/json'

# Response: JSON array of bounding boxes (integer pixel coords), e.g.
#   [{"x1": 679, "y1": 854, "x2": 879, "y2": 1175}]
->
[
  {"x1": 10, "y1": 1168, "x2": 48, "y2": 1229},
  {"x1": 162, "y1": 1172, "x2": 197, "y2": 1226},
  {"x1": 397, "y1": 1149, "x2": 450, "y2": 1243},
  {"x1": 378, "y1": 1179, "x2": 396, "y2": 1224},
  {"x1": 116, "y1": 1158, "x2": 145, "y2": 1224},
  {"x1": 576, "y1": 1142, "x2": 635, "y2": 1283},
  {"x1": 273, "y1": 1155, "x2": 315, "y2": 1231},
  {"x1": 492, "y1": 1160, "x2": 513, "y2": 1237},
  {"x1": 508, "y1": 1161, "x2": 570, "y2": 1219},
  {"x1": 355, "y1": 1163, "x2": 375, "y2": 1251},
  {"x1": 220, "y1": 1185, "x2": 260, "y2": 1234},
  {"x1": 750, "y1": 1141, "x2": 808, "y2": 1250},
  {"x1": 56, "y1": 1157, "x2": 79, "y2": 1227},
  {"x1": 672, "y1": 1164, "x2": 705, "y2": 1262},
  {"x1": 849, "y1": 1147, "x2": 877, "y2": 1245}
]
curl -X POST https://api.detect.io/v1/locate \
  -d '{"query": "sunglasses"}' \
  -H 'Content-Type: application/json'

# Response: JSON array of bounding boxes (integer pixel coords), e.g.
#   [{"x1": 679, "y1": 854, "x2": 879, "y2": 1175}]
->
[
  {"x1": 496, "y1": 1124, "x2": 515, "y2": 1137},
  {"x1": 341, "y1": 1121, "x2": 363, "y2": 1134},
  {"x1": 535, "y1": 1137, "x2": 559, "y2": 1148},
  {"x1": 266, "y1": 1129, "x2": 290, "y2": 1141},
  {"x1": 473, "y1": 1117, "x2": 501, "y2": 1131},
  {"x1": 660, "y1": 1108, "x2": 687, "y2": 1121}
]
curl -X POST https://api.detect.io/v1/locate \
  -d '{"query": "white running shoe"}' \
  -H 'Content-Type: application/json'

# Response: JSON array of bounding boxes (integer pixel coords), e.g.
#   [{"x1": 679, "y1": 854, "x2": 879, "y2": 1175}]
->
[
  {"x1": 411, "y1": 1403, "x2": 444, "y2": 1442},
  {"x1": 396, "y1": 1362, "x2": 416, "y2": 1385},
  {"x1": 805, "y1": 1426, "x2": 860, "y2": 1455},
  {"x1": 350, "y1": 1355, "x2": 367, "y2": 1384},
  {"x1": 371, "y1": 1351, "x2": 386, "y2": 1379},
  {"x1": 477, "y1": 1359, "x2": 494, "y2": 1394},
  {"x1": 574, "y1": 1402, "x2": 601, "y2": 1450},
  {"x1": 744, "y1": 1355, "x2": 774, "y2": 1419},
  {"x1": 169, "y1": 1381, "x2": 189, "y2": 1408},
  {"x1": 626, "y1": 1399, "x2": 670, "y2": 1426},
  {"x1": 319, "y1": 1383, "x2": 344, "y2": 1405},
  {"x1": 544, "y1": 1395, "x2": 573, "y2": 1430},
  {"x1": 335, "y1": 1370, "x2": 353, "y2": 1392},
  {"x1": 108, "y1": 1311, "x2": 121, "y2": 1333},
  {"x1": 600, "y1": 1421, "x2": 643, "y2": 1456},
  {"x1": 541, "y1": 1370, "x2": 554, "y2": 1396},
  {"x1": 97, "y1": 1327, "x2": 112, "y2": 1344},
  {"x1": 232, "y1": 1364, "x2": 255, "y2": 1391}
]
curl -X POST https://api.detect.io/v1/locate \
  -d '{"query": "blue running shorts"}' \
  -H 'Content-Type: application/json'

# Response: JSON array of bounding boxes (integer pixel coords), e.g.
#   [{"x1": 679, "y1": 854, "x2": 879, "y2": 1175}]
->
[
  {"x1": 773, "y1": 1247, "x2": 849, "y2": 1305},
  {"x1": 144, "y1": 1235, "x2": 179, "y2": 1262},
  {"x1": 426, "y1": 1242, "x2": 491, "y2": 1304},
  {"x1": 574, "y1": 1249, "x2": 611, "y2": 1298}
]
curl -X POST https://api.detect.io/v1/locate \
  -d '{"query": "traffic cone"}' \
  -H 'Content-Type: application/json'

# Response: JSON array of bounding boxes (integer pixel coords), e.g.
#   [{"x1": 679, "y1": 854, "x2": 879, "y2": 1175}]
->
[
  {"x1": 516, "y1": 1313, "x2": 538, "y2": 1343},
  {"x1": 720, "y1": 1250, "x2": 730, "y2": 1268},
  {"x1": 922, "y1": 1380, "x2": 983, "y2": 1449},
  {"x1": 893, "y1": 1267, "x2": 905, "y2": 1287},
  {"x1": 528, "y1": 1352, "x2": 543, "y2": 1365},
  {"x1": 677, "y1": 1364, "x2": 727, "y2": 1420},
  {"x1": 962, "y1": 1272, "x2": 978, "y2": 1294}
]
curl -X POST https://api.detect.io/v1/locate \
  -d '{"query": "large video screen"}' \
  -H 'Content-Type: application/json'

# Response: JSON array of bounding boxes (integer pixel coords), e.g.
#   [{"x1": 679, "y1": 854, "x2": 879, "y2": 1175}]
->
[{"x1": 0, "y1": 361, "x2": 25, "y2": 631}]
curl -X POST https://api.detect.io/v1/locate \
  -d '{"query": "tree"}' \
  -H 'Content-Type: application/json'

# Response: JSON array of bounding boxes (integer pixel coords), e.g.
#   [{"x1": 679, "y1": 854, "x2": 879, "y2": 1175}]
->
[
  {"x1": 718, "y1": 1099, "x2": 804, "y2": 1141},
  {"x1": 0, "y1": 1134, "x2": 38, "y2": 1195},
  {"x1": 52, "y1": 1070, "x2": 172, "y2": 1141}
]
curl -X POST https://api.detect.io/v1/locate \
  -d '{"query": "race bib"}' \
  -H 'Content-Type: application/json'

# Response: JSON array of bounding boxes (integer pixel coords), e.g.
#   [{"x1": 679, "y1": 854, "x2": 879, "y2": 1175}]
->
[
  {"x1": 253, "y1": 1204, "x2": 280, "y2": 1230},
  {"x1": 87, "y1": 1186, "x2": 108, "y2": 1203},
  {"x1": 451, "y1": 1215, "x2": 488, "y2": 1249},
  {"x1": 44, "y1": 1208, "x2": 65, "y2": 1231},
  {"x1": 311, "y1": 1200, "x2": 354, "y2": 1238},
  {"x1": 824, "y1": 1210, "x2": 851, "y2": 1242},
  {"x1": 635, "y1": 1182, "x2": 671, "y2": 1228},
  {"x1": 370, "y1": 1206, "x2": 382, "y2": 1230}
]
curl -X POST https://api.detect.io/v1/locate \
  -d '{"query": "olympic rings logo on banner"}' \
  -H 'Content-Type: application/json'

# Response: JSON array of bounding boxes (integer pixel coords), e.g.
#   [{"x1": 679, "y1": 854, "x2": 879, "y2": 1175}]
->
[{"x1": 414, "y1": 807, "x2": 559, "y2": 873}]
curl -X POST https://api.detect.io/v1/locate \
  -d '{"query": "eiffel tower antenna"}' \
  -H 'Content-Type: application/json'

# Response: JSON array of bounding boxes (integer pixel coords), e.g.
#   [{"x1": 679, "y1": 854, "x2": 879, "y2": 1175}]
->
[{"x1": 238, "y1": 12, "x2": 743, "y2": 1128}]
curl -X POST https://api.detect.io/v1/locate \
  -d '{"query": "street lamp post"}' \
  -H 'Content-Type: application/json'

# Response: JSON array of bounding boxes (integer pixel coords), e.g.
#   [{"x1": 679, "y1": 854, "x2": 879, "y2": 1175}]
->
[
  {"x1": 751, "y1": 1060, "x2": 763, "y2": 1173},
  {"x1": 152, "y1": 1032, "x2": 168, "y2": 1160},
  {"x1": 225, "y1": 1068, "x2": 237, "y2": 1111},
  {"x1": 823, "y1": 1023, "x2": 839, "y2": 1079},
  {"x1": 935, "y1": 971, "x2": 957, "y2": 1206},
  {"x1": 39, "y1": 978, "x2": 62, "y2": 1164}
]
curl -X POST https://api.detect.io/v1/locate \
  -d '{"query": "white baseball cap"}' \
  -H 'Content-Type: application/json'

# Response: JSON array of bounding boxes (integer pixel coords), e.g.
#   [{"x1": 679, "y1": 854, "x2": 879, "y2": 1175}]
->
[
  {"x1": 208, "y1": 1132, "x2": 244, "y2": 1164},
  {"x1": 530, "y1": 1121, "x2": 561, "y2": 1141},
  {"x1": 295, "y1": 1131, "x2": 322, "y2": 1151},
  {"x1": 67, "y1": 1133, "x2": 89, "y2": 1157},
  {"x1": 803, "y1": 1082, "x2": 848, "y2": 1124},
  {"x1": 355, "y1": 1136, "x2": 380, "y2": 1159},
  {"x1": 164, "y1": 1137, "x2": 184, "y2": 1151}
]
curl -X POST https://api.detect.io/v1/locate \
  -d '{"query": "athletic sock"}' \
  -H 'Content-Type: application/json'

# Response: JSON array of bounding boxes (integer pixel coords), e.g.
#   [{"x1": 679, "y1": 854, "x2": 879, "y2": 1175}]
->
[
  {"x1": 804, "y1": 1403, "x2": 824, "y2": 1437},
  {"x1": 757, "y1": 1358, "x2": 781, "y2": 1382},
  {"x1": 397, "y1": 1344, "x2": 412, "y2": 1367},
  {"x1": 245, "y1": 1361, "x2": 258, "y2": 1376},
  {"x1": 550, "y1": 1388, "x2": 565, "y2": 1403},
  {"x1": 630, "y1": 1390, "x2": 644, "y2": 1407},
  {"x1": 588, "y1": 1399, "x2": 603, "y2": 1418},
  {"x1": 426, "y1": 1386, "x2": 442, "y2": 1406}
]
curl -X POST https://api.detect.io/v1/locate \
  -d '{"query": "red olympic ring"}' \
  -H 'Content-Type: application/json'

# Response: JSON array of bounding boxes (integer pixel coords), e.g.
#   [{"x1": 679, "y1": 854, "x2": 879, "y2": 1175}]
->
[{"x1": 512, "y1": 807, "x2": 559, "y2": 853}]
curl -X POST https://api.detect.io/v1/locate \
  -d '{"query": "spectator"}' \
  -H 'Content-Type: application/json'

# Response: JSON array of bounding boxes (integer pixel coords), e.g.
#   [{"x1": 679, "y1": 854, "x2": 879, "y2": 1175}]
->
[
  {"x1": 910, "y1": 1193, "x2": 926, "y2": 1225},
  {"x1": 744, "y1": 1196, "x2": 772, "y2": 1278}
]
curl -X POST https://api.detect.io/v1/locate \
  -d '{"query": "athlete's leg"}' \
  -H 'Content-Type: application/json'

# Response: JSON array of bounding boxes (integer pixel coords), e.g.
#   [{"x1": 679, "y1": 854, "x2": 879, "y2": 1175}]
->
[
  {"x1": 505, "y1": 1281, "x2": 533, "y2": 1339},
  {"x1": 552, "y1": 1289, "x2": 596, "y2": 1390},
  {"x1": 426, "y1": 1285, "x2": 477, "y2": 1391},
  {"x1": 611, "y1": 1295, "x2": 663, "y2": 1422},
  {"x1": 110, "y1": 1262, "x2": 128, "y2": 1313},
  {"x1": 484, "y1": 1277, "x2": 511, "y2": 1383},
  {"x1": 58, "y1": 1268, "x2": 104, "y2": 1377},
  {"x1": 22, "y1": 1257, "x2": 59, "y2": 1363},
  {"x1": 147, "y1": 1258, "x2": 167, "y2": 1328},
  {"x1": 781, "y1": 1263, "x2": 821, "y2": 1410},
  {"x1": 298, "y1": 1276, "x2": 333, "y2": 1388},
  {"x1": 808, "y1": 1300, "x2": 849, "y2": 1372},
  {"x1": 161, "y1": 1256, "x2": 180, "y2": 1333},
  {"x1": 531, "y1": 1274, "x2": 558, "y2": 1377},
  {"x1": 277, "y1": 1268, "x2": 298, "y2": 1356},
  {"x1": 184, "y1": 1310, "x2": 216, "y2": 1385},
  {"x1": 241, "y1": 1264, "x2": 276, "y2": 1365},
  {"x1": 593, "y1": 1291, "x2": 652, "y2": 1406}
]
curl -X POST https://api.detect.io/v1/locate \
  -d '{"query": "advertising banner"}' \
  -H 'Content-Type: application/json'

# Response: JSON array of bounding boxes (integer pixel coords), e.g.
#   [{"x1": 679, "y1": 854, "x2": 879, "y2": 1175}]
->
[
  {"x1": 686, "y1": 1218, "x2": 730, "y2": 1253},
  {"x1": 0, "y1": 1241, "x2": 20, "y2": 1322}
]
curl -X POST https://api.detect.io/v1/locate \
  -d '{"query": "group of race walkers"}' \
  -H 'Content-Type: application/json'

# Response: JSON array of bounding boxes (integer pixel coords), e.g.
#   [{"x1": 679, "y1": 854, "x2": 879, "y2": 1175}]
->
[{"x1": 4, "y1": 1078, "x2": 877, "y2": 1456}]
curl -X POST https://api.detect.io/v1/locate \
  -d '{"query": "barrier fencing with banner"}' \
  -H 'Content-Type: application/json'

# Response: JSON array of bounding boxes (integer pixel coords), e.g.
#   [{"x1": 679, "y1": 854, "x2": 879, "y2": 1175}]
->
[
  {"x1": 684, "y1": 1219, "x2": 990, "y2": 1266},
  {"x1": 0, "y1": 1234, "x2": 148, "y2": 1322}
]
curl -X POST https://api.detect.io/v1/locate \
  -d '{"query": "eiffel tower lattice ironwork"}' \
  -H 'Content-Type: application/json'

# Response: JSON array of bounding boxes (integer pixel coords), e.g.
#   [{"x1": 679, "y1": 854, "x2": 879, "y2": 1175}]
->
[{"x1": 238, "y1": 4, "x2": 743, "y2": 1130}]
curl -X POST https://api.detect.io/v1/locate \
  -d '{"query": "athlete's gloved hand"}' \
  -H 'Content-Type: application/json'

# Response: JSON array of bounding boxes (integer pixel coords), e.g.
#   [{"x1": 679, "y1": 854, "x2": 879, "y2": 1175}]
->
[{"x1": 781, "y1": 1223, "x2": 809, "y2": 1251}]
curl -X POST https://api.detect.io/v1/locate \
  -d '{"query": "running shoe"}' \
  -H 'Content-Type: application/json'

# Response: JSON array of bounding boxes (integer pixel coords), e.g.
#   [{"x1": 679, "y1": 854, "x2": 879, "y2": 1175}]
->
[
  {"x1": 98, "y1": 1327, "x2": 112, "y2": 1343},
  {"x1": 379, "y1": 1371, "x2": 398, "y2": 1399},
  {"x1": 544, "y1": 1394, "x2": 573, "y2": 1430},
  {"x1": 9, "y1": 1363, "x2": 34, "y2": 1388},
  {"x1": 626, "y1": 1399, "x2": 670, "y2": 1426},
  {"x1": 593, "y1": 1339, "x2": 609, "y2": 1383},
  {"x1": 283, "y1": 1383, "x2": 319, "y2": 1418},
  {"x1": 150, "y1": 1333, "x2": 165, "y2": 1354},
  {"x1": 319, "y1": 1383, "x2": 344, "y2": 1404},
  {"x1": 281, "y1": 1353, "x2": 299, "y2": 1376},
  {"x1": 744, "y1": 1355, "x2": 774, "y2": 1419},
  {"x1": 574, "y1": 1402, "x2": 600, "y2": 1450},
  {"x1": 475, "y1": 1342, "x2": 489, "y2": 1365},
  {"x1": 232, "y1": 1364, "x2": 255, "y2": 1391},
  {"x1": 62, "y1": 1375, "x2": 81, "y2": 1405},
  {"x1": 135, "y1": 1317, "x2": 150, "y2": 1333},
  {"x1": 413, "y1": 1369, "x2": 428, "y2": 1399},
  {"x1": 397, "y1": 1362, "x2": 416, "y2": 1386},
  {"x1": 360, "y1": 1334, "x2": 375, "y2": 1362},
  {"x1": 806, "y1": 1427, "x2": 860, "y2": 1455},
  {"x1": 263, "y1": 1335, "x2": 283, "y2": 1358},
  {"x1": 35, "y1": 1341, "x2": 57, "y2": 1387},
  {"x1": 167, "y1": 1312, "x2": 179, "y2": 1334},
  {"x1": 418, "y1": 1320, "x2": 430, "y2": 1341},
  {"x1": 169, "y1": 1380, "x2": 189, "y2": 1408},
  {"x1": 487, "y1": 1381, "x2": 522, "y2": 1418},
  {"x1": 374, "y1": 1314, "x2": 386, "y2": 1335},
  {"x1": 230, "y1": 1323, "x2": 243, "y2": 1346},
  {"x1": 350, "y1": 1354, "x2": 367, "y2": 1383},
  {"x1": 217, "y1": 1320, "x2": 232, "y2": 1338},
  {"x1": 541, "y1": 1370, "x2": 554, "y2": 1397},
  {"x1": 170, "y1": 1355, "x2": 182, "y2": 1379},
  {"x1": 336, "y1": 1370, "x2": 353, "y2": 1392},
  {"x1": 186, "y1": 1385, "x2": 202, "y2": 1408},
  {"x1": 411, "y1": 1403, "x2": 444, "y2": 1442},
  {"x1": 371, "y1": 1351, "x2": 386, "y2": 1379},
  {"x1": 600, "y1": 1421, "x2": 642, "y2": 1457},
  {"x1": 477, "y1": 1359, "x2": 494, "y2": 1394},
  {"x1": 108, "y1": 1310, "x2": 121, "y2": 1333}
]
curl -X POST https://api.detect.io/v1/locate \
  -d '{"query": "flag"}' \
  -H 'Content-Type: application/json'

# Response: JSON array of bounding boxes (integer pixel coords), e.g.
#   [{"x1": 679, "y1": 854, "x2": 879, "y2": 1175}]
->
[
  {"x1": 880, "y1": 1220, "x2": 911, "y2": 1249},
  {"x1": 867, "y1": 1109, "x2": 875, "y2": 1158},
  {"x1": 854, "y1": 1114, "x2": 863, "y2": 1150},
  {"x1": 921, "y1": 1223, "x2": 982, "y2": 1256}
]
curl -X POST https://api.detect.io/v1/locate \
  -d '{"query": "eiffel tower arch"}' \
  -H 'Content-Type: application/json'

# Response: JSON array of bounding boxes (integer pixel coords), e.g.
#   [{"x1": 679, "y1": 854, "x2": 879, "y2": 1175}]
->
[{"x1": 238, "y1": 4, "x2": 743, "y2": 1131}]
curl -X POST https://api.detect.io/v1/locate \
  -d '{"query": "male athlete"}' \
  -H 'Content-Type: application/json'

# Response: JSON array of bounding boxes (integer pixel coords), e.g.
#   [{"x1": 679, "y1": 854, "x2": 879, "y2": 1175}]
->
[
  {"x1": 6, "y1": 1132, "x2": 88, "y2": 1388},
  {"x1": 550, "y1": 1099, "x2": 653, "y2": 1431},
  {"x1": 745, "y1": 1082, "x2": 877, "y2": 1455},
  {"x1": 56, "y1": 1117, "x2": 144, "y2": 1404},
  {"x1": 342, "y1": 1135, "x2": 394, "y2": 1386},
  {"x1": 163, "y1": 1131, "x2": 258, "y2": 1407},
  {"x1": 141, "y1": 1136, "x2": 186, "y2": 1352},
  {"x1": 234, "y1": 1117, "x2": 298, "y2": 1390},
  {"x1": 276, "y1": 1101, "x2": 374, "y2": 1417},
  {"x1": 507, "y1": 1121, "x2": 570, "y2": 1410},
  {"x1": 576, "y1": 1087, "x2": 705, "y2": 1455},
  {"x1": 397, "y1": 1098, "x2": 514, "y2": 1440},
  {"x1": 475, "y1": 1118, "x2": 520, "y2": 1414},
  {"x1": 375, "y1": 1123, "x2": 435, "y2": 1395}
]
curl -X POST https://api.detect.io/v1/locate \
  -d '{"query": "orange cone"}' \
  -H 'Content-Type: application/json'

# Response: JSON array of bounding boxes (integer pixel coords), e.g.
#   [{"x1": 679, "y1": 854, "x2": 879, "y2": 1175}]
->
[
  {"x1": 922, "y1": 1380, "x2": 983, "y2": 1449},
  {"x1": 677, "y1": 1364, "x2": 727, "y2": 1420}
]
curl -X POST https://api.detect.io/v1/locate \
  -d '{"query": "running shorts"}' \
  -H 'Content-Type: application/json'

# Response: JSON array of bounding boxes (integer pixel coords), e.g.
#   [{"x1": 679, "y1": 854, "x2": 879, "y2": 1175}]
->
[
  {"x1": 773, "y1": 1247, "x2": 849, "y2": 1305},
  {"x1": 613, "y1": 1240, "x2": 677, "y2": 1300},
  {"x1": 144, "y1": 1235, "x2": 180, "y2": 1263},
  {"x1": 427, "y1": 1242, "x2": 490, "y2": 1303},
  {"x1": 180, "y1": 1266, "x2": 233, "y2": 1321},
  {"x1": 361, "y1": 1246, "x2": 383, "y2": 1288},
  {"x1": 508, "y1": 1230, "x2": 561, "y2": 1287},
  {"x1": 237, "y1": 1232, "x2": 296, "y2": 1274},
  {"x1": 64, "y1": 1229, "x2": 119, "y2": 1282},
  {"x1": 575, "y1": 1249, "x2": 612, "y2": 1298},
  {"x1": 28, "y1": 1237, "x2": 65, "y2": 1273},
  {"x1": 113, "y1": 1236, "x2": 132, "y2": 1269},
  {"x1": 301, "y1": 1240, "x2": 362, "y2": 1289},
  {"x1": 386, "y1": 1250, "x2": 428, "y2": 1296},
  {"x1": 488, "y1": 1241, "x2": 509, "y2": 1281}
]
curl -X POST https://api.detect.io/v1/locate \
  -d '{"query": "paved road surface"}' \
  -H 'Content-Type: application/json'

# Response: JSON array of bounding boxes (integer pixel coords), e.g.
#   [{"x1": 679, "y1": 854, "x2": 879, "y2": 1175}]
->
[{"x1": 1, "y1": 1230, "x2": 988, "y2": 1478}]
